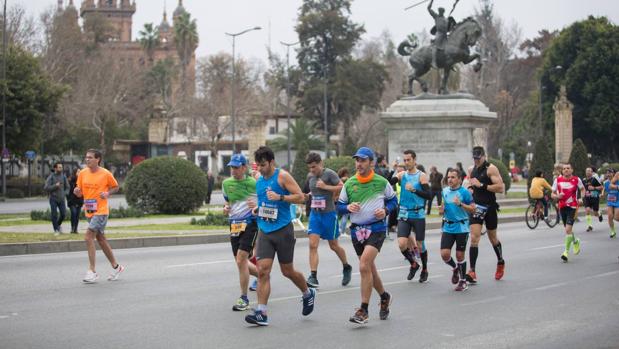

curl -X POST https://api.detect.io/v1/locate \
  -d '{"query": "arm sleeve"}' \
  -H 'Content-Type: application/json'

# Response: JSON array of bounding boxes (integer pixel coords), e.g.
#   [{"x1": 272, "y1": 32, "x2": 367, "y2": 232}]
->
[
  {"x1": 336, "y1": 184, "x2": 350, "y2": 215},
  {"x1": 414, "y1": 183, "x2": 432, "y2": 200}
]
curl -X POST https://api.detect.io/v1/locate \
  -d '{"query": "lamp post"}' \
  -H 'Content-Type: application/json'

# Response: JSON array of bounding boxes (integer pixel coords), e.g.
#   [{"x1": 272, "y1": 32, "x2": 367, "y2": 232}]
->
[
  {"x1": 225, "y1": 26, "x2": 261, "y2": 154},
  {"x1": 280, "y1": 41, "x2": 298, "y2": 169},
  {"x1": 538, "y1": 65, "x2": 562, "y2": 138},
  {"x1": 1, "y1": 0, "x2": 7, "y2": 198}
]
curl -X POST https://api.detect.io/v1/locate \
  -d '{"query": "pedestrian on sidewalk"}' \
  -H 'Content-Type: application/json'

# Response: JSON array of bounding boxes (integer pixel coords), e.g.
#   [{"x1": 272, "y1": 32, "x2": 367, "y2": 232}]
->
[
  {"x1": 44, "y1": 162, "x2": 69, "y2": 235},
  {"x1": 67, "y1": 168, "x2": 83, "y2": 234}
]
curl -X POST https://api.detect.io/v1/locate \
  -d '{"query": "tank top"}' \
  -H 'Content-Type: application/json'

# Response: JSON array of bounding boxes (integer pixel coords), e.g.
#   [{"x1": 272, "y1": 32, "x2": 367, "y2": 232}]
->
[
  {"x1": 471, "y1": 161, "x2": 496, "y2": 206},
  {"x1": 256, "y1": 168, "x2": 292, "y2": 233},
  {"x1": 399, "y1": 171, "x2": 426, "y2": 219}
]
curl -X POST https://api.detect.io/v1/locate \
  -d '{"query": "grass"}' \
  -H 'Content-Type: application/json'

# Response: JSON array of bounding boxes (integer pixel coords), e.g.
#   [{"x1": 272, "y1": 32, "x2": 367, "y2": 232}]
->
[
  {"x1": 0, "y1": 214, "x2": 30, "y2": 220},
  {"x1": 505, "y1": 191, "x2": 528, "y2": 199},
  {"x1": 0, "y1": 231, "x2": 214, "y2": 244},
  {"x1": 0, "y1": 219, "x2": 41, "y2": 227},
  {"x1": 107, "y1": 223, "x2": 228, "y2": 231}
]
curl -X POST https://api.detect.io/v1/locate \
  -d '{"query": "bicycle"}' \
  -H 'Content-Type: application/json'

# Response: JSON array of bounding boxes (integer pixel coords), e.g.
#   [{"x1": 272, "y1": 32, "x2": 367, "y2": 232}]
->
[{"x1": 525, "y1": 196, "x2": 560, "y2": 229}]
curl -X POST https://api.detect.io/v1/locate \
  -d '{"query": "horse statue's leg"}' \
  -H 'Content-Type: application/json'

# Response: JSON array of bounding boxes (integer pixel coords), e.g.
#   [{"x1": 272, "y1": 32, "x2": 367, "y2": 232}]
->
[
  {"x1": 439, "y1": 67, "x2": 451, "y2": 95},
  {"x1": 408, "y1": 73, "x2": 415, "y2": 95},
  {"x1": 463, "y1": 53, "x2": 482, "y2": 72}
]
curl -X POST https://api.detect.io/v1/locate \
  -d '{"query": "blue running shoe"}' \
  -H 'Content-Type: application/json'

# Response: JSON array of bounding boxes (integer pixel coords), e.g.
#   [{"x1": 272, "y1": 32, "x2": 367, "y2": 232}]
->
[
  {"x1": 245, "y1": 309, "x2": 268, "y2": 326},
  {"x1": 302, "y1": 288, "x2": 316, "y2": 316},
  {"x1": 249, "y1": 279, "x2": 258, "y2": 292}
]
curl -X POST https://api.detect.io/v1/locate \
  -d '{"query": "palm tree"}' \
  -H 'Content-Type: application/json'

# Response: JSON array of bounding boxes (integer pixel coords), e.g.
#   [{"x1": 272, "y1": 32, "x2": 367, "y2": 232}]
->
[
  {"x1": 138, "y1": 23, "x2": 160, "y2": 64},
  {"x1": 174, "y1": 12, "x2": 199, "y2": 97},
  {"x1": 267, "y1": 117, "x2": 324, "y2": 152}
]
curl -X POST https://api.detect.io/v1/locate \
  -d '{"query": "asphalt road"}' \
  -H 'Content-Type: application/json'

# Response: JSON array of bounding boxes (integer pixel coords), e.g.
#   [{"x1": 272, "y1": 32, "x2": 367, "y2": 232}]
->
[{"x1": 1, "y1": 220, "x2": 618, "y2": 349}]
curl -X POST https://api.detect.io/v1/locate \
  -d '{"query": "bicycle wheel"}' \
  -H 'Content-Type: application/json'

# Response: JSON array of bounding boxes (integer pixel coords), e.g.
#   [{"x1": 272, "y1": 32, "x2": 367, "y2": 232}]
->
[
  {"x1": 525, "y1": 204, "x2": 539, "y2": 229},
  {"x1": 545, "y1": 203, "x2": 560, "y2": 228}
]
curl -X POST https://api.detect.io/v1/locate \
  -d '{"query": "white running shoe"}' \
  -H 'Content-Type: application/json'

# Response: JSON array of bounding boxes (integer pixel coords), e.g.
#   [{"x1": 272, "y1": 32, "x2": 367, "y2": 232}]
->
[
  {"x1": 108, "y1": 264, "x2": 125, "y2": 281},
  {"x1": 83, "y1": 270, "x2": 99, "y2": 283}
]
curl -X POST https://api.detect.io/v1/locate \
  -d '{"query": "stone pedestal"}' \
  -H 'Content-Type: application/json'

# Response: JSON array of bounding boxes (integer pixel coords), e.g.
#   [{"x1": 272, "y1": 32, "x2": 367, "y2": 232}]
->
[
  {"x1": 380, "y1": 93, "x2": 497, "y2": 173},
  {"x1": 553, "y1": 85, "x2": 573, "y2": 164}
]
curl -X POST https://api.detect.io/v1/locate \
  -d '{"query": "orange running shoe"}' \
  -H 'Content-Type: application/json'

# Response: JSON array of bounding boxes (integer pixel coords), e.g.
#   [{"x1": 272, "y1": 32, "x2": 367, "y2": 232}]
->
[{"x1": 495, "y1": 262, "x2": 505, "y2": 280}]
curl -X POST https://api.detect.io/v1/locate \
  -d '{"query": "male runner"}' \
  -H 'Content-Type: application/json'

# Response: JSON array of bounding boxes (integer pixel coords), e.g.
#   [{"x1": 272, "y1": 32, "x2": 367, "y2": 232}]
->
[
  {"x1": 222, "y1": 154, "x2": 259, "y2": 311},
  {"x1": 304, "y1": 152, "x2": 352, "y2": 288},
  {"x1": 74, "y1": 149, "x2": 124, "y2": 283},
  {"x1": 338, "y1": 147, "x2": 398, "y2": 324},
  {"x1": 582, "y1": 167, "x2": 604, "y2": 231},
  {"x1": 466, "y1": 146, "x2": 506, "y2": 283},
  {"x1": 439, "y1": 169, "x2": 476, "y2": 291},
  {"x1": 244, "y1": 146, "x2": 316, "y2": 326},
  {"x1": 390, "y1": 150, "x2": 432, "y2": 283},
  {"x1": 552, "y1": 163, "x2": 585, "y2": 262},
  {"x1": 603, "y1": 169, "x2": 619, "y2": 238}
]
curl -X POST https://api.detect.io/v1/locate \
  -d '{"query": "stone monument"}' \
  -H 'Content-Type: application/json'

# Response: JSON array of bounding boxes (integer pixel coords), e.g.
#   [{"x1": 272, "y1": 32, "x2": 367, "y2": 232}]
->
[{"x1": 553, "y1": 85, "x2": 573, "y2": 164}]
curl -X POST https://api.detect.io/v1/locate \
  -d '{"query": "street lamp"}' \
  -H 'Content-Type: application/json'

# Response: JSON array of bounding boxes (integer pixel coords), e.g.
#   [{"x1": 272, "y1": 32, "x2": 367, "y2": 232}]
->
[
  {"x1": 280, "y1": 41, "x2": 298, "y2": 169},
  {"x1": 538, "y1": 65, "x2": 562, "y2": 138},
  {"x1": 225, "y1": 26, "x2": 261, "y2": 154},
  {"x1": 1, "y1": 0, "x2": 7, "y2": 198}
]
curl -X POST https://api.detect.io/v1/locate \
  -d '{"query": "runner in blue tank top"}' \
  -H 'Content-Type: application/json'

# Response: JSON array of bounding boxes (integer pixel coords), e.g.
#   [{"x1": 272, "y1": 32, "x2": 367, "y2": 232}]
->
[
  {"x1": 245, "y1": 146, "x2": 316, "y2": 327},
  {"x1": 390, "y1": 150, "x2": 433, "y2": 283},
  {"x1": 604, "y1": 168, "x2": 619, "y2": 238}
]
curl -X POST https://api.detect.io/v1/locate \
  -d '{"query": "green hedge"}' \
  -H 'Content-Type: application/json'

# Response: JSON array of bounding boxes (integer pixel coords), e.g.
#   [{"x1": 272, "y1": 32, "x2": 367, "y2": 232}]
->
[
  {"x1": 124, "y1": 157, "x2": 208, "y2": 214},
  {"x1": 31, "y1": 205, "x2": 144, "y2": 221},
  {"x1": 488, "y1": 158, "x2": 511, "y2": 193},
  {"x1": 323, "y1": 156, "x2": 356, "y2": 176},
  {"x1": 190, "y1": 212, "x2": 228, "y2": 226}
]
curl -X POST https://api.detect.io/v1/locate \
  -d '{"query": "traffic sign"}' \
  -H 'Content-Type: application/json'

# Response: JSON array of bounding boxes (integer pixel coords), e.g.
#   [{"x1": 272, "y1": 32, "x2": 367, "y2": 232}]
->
[
  {"x1": 1, "y1": 148, "x2": 9, "y2": 159},
  {"x1": 25, "y1": 150, "x2": 36, "y2": 161}
]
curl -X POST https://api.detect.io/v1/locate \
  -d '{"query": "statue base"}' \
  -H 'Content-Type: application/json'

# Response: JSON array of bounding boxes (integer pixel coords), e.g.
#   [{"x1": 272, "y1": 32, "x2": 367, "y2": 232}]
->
[{"x1": 380, "y1": 93, "x2": 497, "y2": 174}]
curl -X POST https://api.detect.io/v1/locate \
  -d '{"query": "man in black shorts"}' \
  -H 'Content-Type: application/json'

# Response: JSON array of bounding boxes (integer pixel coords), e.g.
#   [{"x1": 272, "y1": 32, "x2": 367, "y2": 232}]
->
[{"x1": 582, "y1": 167, "x2": 603, "y2": 231}]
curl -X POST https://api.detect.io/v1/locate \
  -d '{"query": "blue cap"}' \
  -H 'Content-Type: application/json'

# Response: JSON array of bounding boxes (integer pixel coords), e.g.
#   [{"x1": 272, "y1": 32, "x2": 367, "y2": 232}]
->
[
  {"x1": 227, "y1": 153, "x2": 247, "y2": 167},
  {"x1": 352, "y1": 147, "x2": 374, "y2": 160}
]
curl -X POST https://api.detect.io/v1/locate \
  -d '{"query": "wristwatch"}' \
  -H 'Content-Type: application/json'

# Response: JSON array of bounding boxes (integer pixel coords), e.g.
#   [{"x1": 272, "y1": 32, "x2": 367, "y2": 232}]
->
[{"x1": 279, "y1": 194, "x2": 285, "y2": 201}]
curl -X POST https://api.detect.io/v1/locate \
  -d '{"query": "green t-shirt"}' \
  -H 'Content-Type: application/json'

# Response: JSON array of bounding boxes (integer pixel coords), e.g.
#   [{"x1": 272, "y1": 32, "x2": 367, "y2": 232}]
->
[{"x1": 222, "y1": 176, "x2": 257, "y2": 221}]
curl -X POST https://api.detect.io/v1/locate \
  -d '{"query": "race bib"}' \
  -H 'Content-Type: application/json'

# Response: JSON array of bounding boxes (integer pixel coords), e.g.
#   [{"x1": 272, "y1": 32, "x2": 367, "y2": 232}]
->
[
  {"x1": 609, "y1": 196, "x2": 617, "y2": 202},
  {"x1": 472, "y1": 204, "x2": 488, "y2": 220},
  {"x1": 84, "y1": 199, "x2": 98, "y2": 213},
  {"x1": 311, "y1": 195, "x2": 327, "y2": 209},
  {"x1": 258, "y1": 205, "x2": 278, "y2": 220},
  {"x1": 585, "y1": 191, "x2": 591, "y2": 197},
  {"x1": 230, "y1": 221, "x2": 247, "y2": 236},
  {"x1": 398, "y1": 206, "x2": 408, "y2": 218},
  {"x1": 354, "y1": 226, "x2": 372, "y2": 243}
]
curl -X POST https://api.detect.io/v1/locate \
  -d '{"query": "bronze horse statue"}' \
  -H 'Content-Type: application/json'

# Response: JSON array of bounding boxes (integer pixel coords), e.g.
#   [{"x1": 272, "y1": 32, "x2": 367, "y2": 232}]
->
[{"x1": 398, "y1": 17, "x2": 483, "y2": 95}]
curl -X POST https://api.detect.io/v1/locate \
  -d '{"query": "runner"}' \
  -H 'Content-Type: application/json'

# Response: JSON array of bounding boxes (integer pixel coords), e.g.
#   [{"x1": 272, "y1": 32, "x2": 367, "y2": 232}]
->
[
  {"x1": 466, "y1": 146, "x2": 506, "y2": 284},
  {"x1": 222, "y1": 154, "x2": 259, "y2": 311},
  {"x1": 552, "y1": 163, "x2": 585, "y2": 262},
  {"x1": 390, "y1": 150, "x2": 432, "y2": 283},
  {"x1": 439, "y1": 169, "x2": 476, "y2": 291},
  {"x1": 337, "y1": 147, "x2": 398, "y2": 324},
  {"x1": 582, "y1": 167, "x2": 604, "y2": 231},
  {"x1": 304, "y1": 152, "x2": 352, "y2": 289},
  {"x1": 74, "y1": 149, "x2": 124, "y2": 283},
  {"x1": 244, "y1": 146, "x2": 316, "y2": 326},
  {"x1": 603, "y1": 169, "x2": 619, "y2": 238}
]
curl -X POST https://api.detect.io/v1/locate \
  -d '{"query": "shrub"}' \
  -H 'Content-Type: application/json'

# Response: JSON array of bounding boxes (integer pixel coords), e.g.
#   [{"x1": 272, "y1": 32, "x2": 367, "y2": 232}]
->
[
  {"x1": 568, "y1": 138, "x2": 590, "y2": 178},
  {"x1": 323, "y1": 156, "x2": 356, "y2": 176},
  {"x1": 190, "y1": 212, "x2": 228, "y2": 226},
  {"x1": 30, "y1": 205, "x2": 144, "y2": 221},
  {"x1": 7, "y1": 188, "x2": 24, "y2": 198},
  {"x1": 488, "y1": 158, "x2": 511, "y2": 193},
  {"x1": 124, "y1": 157, "x2": 208, "y2": 214}
]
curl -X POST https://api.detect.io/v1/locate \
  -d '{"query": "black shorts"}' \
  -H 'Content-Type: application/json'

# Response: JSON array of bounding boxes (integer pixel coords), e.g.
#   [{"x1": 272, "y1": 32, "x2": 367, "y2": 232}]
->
[
  {"x1": 230, "y1": 221, "x2": 258, "y2": 256},
  {"x1": 469, "y1": 204, "x2": 498, "y2": 230},
  {"x1": 256, "y1": 223, "x2": 296, "y2": 264},
  {"x1": 440, "y1": 233, "x2": 469, "y2": 252},
  {"x1": 351, "y1": 230, "x2": 386, "y2": 257},
  {"x1": 560, "y1": 207, "x2": 576, "y2": 226},
  {"x1": 396, "y1": 218, "x2": 426, "y2": 241},
  {"x1": 583, "y1": 197, "x2": 600, "y2": 211}
]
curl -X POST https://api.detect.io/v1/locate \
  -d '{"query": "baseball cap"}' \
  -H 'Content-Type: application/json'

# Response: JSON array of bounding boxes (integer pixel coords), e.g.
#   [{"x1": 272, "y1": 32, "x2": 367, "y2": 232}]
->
[
  {"x1": 352, "y1": 147, "x2": 375, "y2": 160},
  {"x1": 227, "y1": 153, "x2": 247, "y2": 167},
  {"x1": 606, "y1": 168, "x2": 616, "y2": 174},
  {"x1": 472, "y1": 146, "x2": 485, "y2": 159}
]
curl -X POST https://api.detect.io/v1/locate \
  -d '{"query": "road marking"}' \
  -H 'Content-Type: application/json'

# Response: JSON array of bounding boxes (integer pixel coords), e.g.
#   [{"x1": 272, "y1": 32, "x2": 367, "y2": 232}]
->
[
  {"x1": 534, "y1": 282, "x2": 569, "y2": 291},
  {"x1": 461, "y1": 296, "x2": 506, "y2": 307},
  {"x1": 528, "y1": 244, "x2": 568, "y2": 251},
  {"x1": 327, "y1": 263, "x2": 436, "y2": 279},
  {"x1": 165, "y1": 260, "x2": 233, "y2": 268},
  {"x1": 588, "y1": 270, "x2": 619, "y2": 278}
]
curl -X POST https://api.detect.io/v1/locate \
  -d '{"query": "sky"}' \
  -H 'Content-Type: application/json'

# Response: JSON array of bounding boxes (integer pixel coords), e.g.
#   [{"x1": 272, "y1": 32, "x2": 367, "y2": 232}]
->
[{"x1": 21, "y1": 0, "x2": 619, "y2": 64}]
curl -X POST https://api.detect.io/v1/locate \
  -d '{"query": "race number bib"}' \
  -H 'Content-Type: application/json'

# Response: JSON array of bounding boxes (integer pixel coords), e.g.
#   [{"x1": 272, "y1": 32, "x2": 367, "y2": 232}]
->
[
  {"x1": 398, "y1": 206, "x2": 408, "y2": 219},
  {"x1": 311, "y1": 195, "x2": 327, "y2": 209},
  {"x1": 258, "y1": 205, "x2": 278, "y2": 220},
  {"x1": 84, "y1": 199, "x2": 98, "y2": 213},
  {"x1": 609, "y1": 195, "x2": 617, "y2": 202},
  {"x1": 472, "y1": 204, "x2": 488, "y2": 220},
  {"x1": 230, "y1": 221, "x2": 247, "y2": 236},
  {"x1": 354, "y1": 226, "x2": 372, "y2": 243}
]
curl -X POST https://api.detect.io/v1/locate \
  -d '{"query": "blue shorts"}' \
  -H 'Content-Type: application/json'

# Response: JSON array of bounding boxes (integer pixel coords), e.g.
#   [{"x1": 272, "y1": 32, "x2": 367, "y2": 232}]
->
[
  {"x1": 308, "y1": 210, "x2": 339, "y2": 240},
  {"x1": 87, "y1": 215, "x2": 108, "y2": 234}
]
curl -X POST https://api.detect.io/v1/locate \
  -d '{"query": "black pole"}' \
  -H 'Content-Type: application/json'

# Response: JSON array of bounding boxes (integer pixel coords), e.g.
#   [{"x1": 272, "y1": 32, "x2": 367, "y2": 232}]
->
[{"x1": 1, "y1": 0, "x2": 7, "y2": 198}]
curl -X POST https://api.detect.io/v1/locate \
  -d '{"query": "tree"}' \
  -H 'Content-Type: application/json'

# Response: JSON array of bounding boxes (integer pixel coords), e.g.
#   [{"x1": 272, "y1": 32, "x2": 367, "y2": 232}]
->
[
  {"x1": 138, "y1": 23, "x2": 160, "y2": 64},
  {"x1": 528, "y1": 137, "x2": 555, "y2": 194},
  {"x1": 541, "y1": 16, "x2": 619, "y2": 160},
  {"x1": 174, "y1": 12, "x2": 198, "y2": 97},
  {"x1": 292, "y1": 142, "x2": 309, "y2": 187},
  {"x1": 2, "y1": 45, "x2": 65, "y2": 155},
  {"x1": 568, "y1": 138, "x2": 590, "y2": 178},
  {"x1": 267, "y1": 117, "x2": 323, "y2": 152}
]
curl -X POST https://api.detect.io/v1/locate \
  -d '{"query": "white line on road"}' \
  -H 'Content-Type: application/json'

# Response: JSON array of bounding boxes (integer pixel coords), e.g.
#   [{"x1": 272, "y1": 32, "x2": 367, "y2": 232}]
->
[
  {"x1": 528, "y1": 242, "x2": 587, "y2": 251},
  {"x1": 327, "y1": 263, "x2": 437, "y2": 279},
  {"x1": 588, "y1": 270, "x2": 619, "y2": 279},
  {"x1": 165, "y1": 260, "x2": 233, "y2": 268},
  {"x1": 534, "y1": 282, "x2": 569, "y2": 291}
]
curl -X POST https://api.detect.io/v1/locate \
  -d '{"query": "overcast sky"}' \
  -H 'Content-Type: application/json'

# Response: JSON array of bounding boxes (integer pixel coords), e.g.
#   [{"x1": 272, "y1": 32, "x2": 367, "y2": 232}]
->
[{"x1": 21, "y1": 0, "x2": 619, "y2": 64}]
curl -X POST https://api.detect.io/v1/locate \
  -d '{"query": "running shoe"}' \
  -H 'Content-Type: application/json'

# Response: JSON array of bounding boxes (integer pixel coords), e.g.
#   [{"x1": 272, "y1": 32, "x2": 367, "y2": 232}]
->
[
  {"x1": 349, "y1": 308, "x2": 368, "y2": 324},
  {"x1": 306, "y1": 275, "x2": 319, "y2": 289},
  {"x1": 302, "y1": 288, "x2": 316, "y2": 316},
  {"x1": 561, "y1": 251, "x2": 568, "y2": 262},
  {"x1": 107, "y1": 264, "x2": 125, "y2": 281},
  {"x1": 379, "y1": 292, "x2": 392, "y2": 320},
  {"x1": 610, "y1": 230, "x2": 616, "y2": 239},
  {"x1": 454, "y1": 280, "x2": 468, "y2": 291},
  {"x1": 599, "y1": 215, "x2": 603, "y2": 222},
  {"x1": 407, "y1": 261, "x2": 420, "y2": 281},
  {"x1": 342, "y1": 265, "x2": 352, "y2": 286},
  {"x1": 232, "y1": 297, "x2": 250, "y2": 311},
  {"x1": 495, "y1": 262, "x2": 505, "y2": 281},
  {"x1": 245, "y1": 309, "x2": 268, "y2": 326},
  {"x1": 586, "y1": 226, "x2": 593, "y2": 232},
  {"x1": 451, "y1": 268, "x2": 459, "y2": 284},
  {"x1": 249, "y1": 279, "x2": 258, "y2": 291},
  {"x1": 82, "y1": 270, "x2": 99, "y2": 283},
  {"x1": 465, "y1": 270, "x2": 477, "y2": 284},
  {"x1": 419, "y1": 269, "x2": 429, "y2": 283},
  {"x1": 572, "y1": 239, "x2": 581, "y2": 255}
]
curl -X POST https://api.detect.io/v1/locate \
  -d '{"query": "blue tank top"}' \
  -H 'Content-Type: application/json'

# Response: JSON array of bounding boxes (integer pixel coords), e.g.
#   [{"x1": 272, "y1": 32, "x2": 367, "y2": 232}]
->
[
  {"x1": 399, "y1": 171, "x2": 426, "y2": 219},
  {"x1": 256, "y1": 168, "x2": 292, "y2": 233}
]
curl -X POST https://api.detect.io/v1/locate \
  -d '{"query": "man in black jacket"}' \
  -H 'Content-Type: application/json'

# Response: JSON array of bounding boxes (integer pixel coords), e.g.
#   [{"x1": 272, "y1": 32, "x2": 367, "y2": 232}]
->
[{"x1": 44, "y1": 162, "x2": 70, "y2": 235}]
